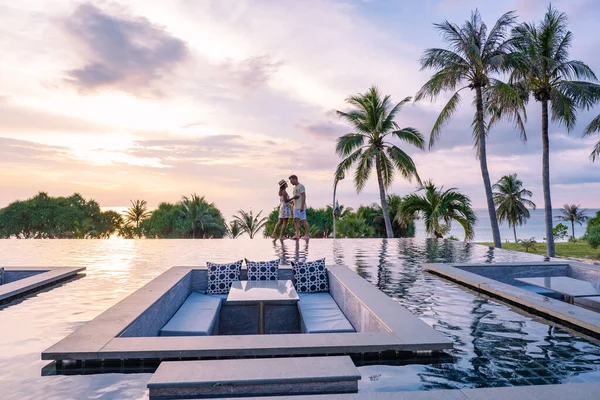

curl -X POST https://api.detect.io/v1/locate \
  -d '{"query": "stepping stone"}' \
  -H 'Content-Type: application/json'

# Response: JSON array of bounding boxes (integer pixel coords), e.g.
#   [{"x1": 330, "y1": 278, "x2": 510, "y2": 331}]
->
[{"x1": 147, "y1": 356, "x2": 360, "y2": 399}]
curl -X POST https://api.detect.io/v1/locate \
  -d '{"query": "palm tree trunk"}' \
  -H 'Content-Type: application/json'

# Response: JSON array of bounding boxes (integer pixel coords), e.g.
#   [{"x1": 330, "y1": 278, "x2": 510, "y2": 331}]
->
[
  {"x1": 513, "y1": 225, "x2": 517, "y2": 243},
  {"x1": 541, "y1": 99, "x2": 555, "y2": 257},
  {"x1": 475, "y1": 86, "x2": 502, "y2": 248},
  {"x1": 571, "y1": 220, "x2": 575, "y2": 241},
  {"x1": 375, "y1": 157, "x2": 394, "y2": 238}
]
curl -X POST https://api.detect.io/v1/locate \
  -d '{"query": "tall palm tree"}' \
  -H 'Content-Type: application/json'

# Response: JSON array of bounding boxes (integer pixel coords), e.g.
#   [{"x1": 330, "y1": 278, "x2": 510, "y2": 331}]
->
[
  {"x1": 233, "y1": 209, "x2": 268, "y2": 239},
  {"x1": 416, "y1": 10, "x2": 526, "y2": 249},
  {"x1": 124, "y1": 199, "x2": 151, "y2": 237},
  {"x1": 583, "y1": 114, "x2": 600, "y2": 161},
  {"x1": 510, "y1": 5, "x2": 600, "y2": 256},
  {"x1": 492, "y1": 174, "x2": 536, "y2": 243},
  {"x1": 399, "y1": 180, "x2": 477, "y2": 240},
  {"x1": 556, "y1": 204, "x2": 588, "y2": 240},
  {"x1": 336, "y1": 86, "x2": 425, "y2": 238}
]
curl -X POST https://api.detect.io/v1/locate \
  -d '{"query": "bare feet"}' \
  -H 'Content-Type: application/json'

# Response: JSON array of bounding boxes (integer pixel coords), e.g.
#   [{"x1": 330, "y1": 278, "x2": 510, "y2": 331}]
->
[
  {"x1": 302, "y1": 235, "x2": 310, "y2": 240},
  {"x1": 291, "y1": 236, "x2": 300, "y2": 240}
]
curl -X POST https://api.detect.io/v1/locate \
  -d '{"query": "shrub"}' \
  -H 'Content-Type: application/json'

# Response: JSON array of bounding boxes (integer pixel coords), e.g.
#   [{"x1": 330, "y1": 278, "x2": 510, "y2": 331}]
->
[
  {"x1": 519, "y1": 238, "x2": 537, "y2": 253},
  {"x1": 586, "y1": 226, "x2": 600, "y2": 249},
  {"x1": 553, "y1": 223, "x2": 569, "y2": 241}
]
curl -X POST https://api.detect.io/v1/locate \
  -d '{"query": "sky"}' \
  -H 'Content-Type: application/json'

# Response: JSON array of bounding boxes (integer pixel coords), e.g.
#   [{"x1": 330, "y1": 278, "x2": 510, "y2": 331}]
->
[{"x1": 1, "y1": 0, "x2": 599, "y2": 220}]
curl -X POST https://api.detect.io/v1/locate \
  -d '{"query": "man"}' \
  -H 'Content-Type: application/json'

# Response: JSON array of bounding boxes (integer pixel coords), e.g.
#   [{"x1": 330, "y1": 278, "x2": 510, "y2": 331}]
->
[{"x1": 289, "y1": 175, "x2": 309, "y2": 239}]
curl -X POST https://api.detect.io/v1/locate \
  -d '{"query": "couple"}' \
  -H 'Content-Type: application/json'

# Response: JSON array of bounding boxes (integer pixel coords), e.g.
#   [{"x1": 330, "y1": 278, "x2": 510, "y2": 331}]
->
[{"x1": 271, "y1": 175, "x2": 310, "y2": 240}]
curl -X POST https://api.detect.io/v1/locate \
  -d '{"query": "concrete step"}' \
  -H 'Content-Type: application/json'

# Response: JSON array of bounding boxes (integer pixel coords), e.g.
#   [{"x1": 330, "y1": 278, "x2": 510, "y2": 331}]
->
[{"x1": 147, "y1": 356, "x2": 360, "y2": 399}]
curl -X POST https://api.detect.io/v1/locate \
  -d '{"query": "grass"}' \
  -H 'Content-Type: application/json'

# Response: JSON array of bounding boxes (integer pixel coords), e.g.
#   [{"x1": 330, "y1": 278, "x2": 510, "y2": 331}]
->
[{"x1": 476, "y1": 240, "x2": 600, "y2": 261}]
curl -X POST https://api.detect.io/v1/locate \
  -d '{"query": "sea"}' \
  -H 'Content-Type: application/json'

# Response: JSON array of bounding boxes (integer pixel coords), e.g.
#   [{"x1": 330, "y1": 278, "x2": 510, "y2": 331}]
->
[{"x1": 104, "y1": 207, "x2": 599, "y2": 243}]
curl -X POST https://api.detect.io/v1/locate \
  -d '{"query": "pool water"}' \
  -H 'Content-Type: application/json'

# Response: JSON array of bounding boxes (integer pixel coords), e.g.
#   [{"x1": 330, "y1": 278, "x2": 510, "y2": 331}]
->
[{"x1": 0, "y1": 239, "x2": 599, "y2": 399}]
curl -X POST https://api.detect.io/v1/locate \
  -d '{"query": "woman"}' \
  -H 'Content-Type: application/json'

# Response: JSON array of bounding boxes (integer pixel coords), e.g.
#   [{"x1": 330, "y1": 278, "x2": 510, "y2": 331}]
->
[{"x1": 271, "y1": 179, "x2": 293, "y2": 239}]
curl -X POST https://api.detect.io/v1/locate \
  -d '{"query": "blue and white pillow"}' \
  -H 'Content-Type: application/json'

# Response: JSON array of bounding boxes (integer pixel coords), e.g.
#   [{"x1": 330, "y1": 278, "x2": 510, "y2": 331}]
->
[
  {"x1": 291, "y1": 258, "x2": 328, "y2": 293},
  {"x1": 0, "y1": 267, "x2": 4, "y2": 285},
  {"x1": 206, "y1": 260, "x2": 242, "y2": 294},
  {"x1": 245, "y1": 259, "x2": 279, "y2": 281}
]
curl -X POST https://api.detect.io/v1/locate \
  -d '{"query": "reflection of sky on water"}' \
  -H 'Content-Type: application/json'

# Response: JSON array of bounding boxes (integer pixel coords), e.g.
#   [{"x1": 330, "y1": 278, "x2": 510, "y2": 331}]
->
[{"x1": 0, "y1": 239, "x2": 598, "y2": 399}]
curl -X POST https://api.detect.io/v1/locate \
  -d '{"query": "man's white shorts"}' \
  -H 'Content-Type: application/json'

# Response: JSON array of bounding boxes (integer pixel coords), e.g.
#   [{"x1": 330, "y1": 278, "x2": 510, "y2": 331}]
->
[{"x1": 294, "y1": 209, "x2": 307, "y2": 220}]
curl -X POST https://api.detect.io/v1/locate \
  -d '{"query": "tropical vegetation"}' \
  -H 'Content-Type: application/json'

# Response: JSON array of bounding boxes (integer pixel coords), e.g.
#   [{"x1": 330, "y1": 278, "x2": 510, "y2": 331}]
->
[
  {"x1": 556, "y1": 204, "x2": 588, "y2": 240},
  {"x1": 122, "y1": 199, "x2": 151, "y2": 238},
  {"x1": 0, "y1": 192, "x2": 122, "y2": 239},
  {"x1": 262, "y1": 197, "x2": 417, "y2": 239},
  {"x1": 519, "y1": 238, "x2": 537, "y2": 253},
  {"x1": 509, "y1": 5, "x2": 600, "y2": 256},
  {"x1": 584, "y1": 211, "x2": 600, "y2": 249},
  {"x1": 233, "y1": 210, "x2": 268, "y2": 239},
  {"x1": 492, "y1": 174, "x2": 536, "y2": 243},
  {"x1": 335, "y1": 86, "x2": 424, "y2": 239},
  {"x1": 399, "y1": 180, "x2": 477, "y2": 240},
  {"x1": 416, "y1": 10, "x2": 527, "y2": 249},
  {"x1": 552, "y1": 223, "x2": 569, "y2": 241}
]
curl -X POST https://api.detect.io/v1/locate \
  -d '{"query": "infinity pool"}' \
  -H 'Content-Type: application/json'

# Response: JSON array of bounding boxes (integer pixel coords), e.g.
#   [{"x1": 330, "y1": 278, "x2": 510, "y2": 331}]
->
[{"x1": 1, "y1": 239, "x2": 599, "y2": 399}]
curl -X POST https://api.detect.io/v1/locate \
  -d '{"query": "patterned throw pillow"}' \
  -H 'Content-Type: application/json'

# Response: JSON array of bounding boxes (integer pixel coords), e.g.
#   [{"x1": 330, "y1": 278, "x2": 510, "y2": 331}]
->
[
  {"x1": 245, "y1": 259, "x2": 279, "y2": 281},
  {"x1": 291, "y1": 258, "x2": 328, "y2": 293},
  {"x1": 206, "y1": 260, "x2": 242, "y2": 294}
]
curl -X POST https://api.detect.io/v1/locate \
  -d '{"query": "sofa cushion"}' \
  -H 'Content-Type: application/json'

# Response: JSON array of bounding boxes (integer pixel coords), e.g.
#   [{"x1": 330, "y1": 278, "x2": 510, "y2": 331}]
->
[
  {"x1": 160, "y1": 292, "x2": 222, "y2": 336},
  {"x1": 291, "y1": 258, "x2": 328, "y2": 293},
  {"x1": 245, "y1": 259, "x2": 279, "y2": 281},
  {"x1": 297, "y1": 292, "x2": 355, "y2": 333},
  {"x1": 206, "y1": 260, "x2": 242, "y2": 294}
]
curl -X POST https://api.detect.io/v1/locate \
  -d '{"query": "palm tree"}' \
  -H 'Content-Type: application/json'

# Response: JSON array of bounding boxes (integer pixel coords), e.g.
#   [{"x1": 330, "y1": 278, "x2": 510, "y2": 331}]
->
[
  {"x1": 583, "y1": 114, "x2": 600, "y2": 161},
  {"x1": 180, "y1": 194, "x2": 222, "y2": 238},
  {"x1": 335, "y1": 86, "x2": 425, "y2": 238},
  {"x1": 227, "y1": 220, "x2": 243, "y2": 239},
  {"x1": 556, "y1": 204, "x2": 588, "y2": 241},
  {"x1": 510, "y1": 5, "x2": 600, "y2": 256},
  {"x1": 416, "y1": 10, "x2": 526, "y2": 249},
  {"x1": 399, "y1": 180, "x2": 477, "y2": 240},
  {"x1": 492, "y1": 174, "x2": 536, "y2": 243},
  {"x1": 233, "y1": 209, "x2": 268, "y2": 239},
  {"x1": 124, "y1": 199, "x2": 151, "y2": 238}
]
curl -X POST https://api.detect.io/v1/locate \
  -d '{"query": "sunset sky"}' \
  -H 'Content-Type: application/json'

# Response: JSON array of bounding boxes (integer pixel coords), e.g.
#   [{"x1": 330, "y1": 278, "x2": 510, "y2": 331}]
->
[{"x1": 1, "y1": 0, "x2": 599, "y2": 219}]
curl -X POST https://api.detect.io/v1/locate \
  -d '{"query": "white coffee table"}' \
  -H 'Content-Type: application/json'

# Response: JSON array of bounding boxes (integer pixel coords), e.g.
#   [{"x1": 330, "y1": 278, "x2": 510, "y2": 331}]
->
[
  {"x1": 515, "y1": 276, "x2": 600, "y2": 304},
  {"x1": 227, "y1": 280, "x2": 299, "y2": 334}
]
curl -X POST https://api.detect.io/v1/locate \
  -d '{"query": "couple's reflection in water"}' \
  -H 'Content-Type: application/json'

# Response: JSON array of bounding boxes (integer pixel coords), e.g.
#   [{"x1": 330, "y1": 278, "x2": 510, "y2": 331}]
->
[{"x1": 273, "y1": 238, "x2": 309, "y2": 265}]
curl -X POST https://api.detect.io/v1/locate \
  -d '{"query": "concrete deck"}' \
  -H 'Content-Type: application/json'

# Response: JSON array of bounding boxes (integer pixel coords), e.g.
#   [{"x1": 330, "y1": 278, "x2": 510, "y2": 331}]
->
[
  {"x1": 42, "y1": 265, "x2": 452, "y2": 363},
  {"x1": 0, "y1": 266, "x2": 86, "y2": 304},
  {"x1": 422, "y1": 261, "x2": 600, "y2": 337},
  {"x1": 222, "y1": 382, "x2": 600, "y2": 399},
  {"x1": 148, "y1": 356, "x2": 360, "y2": 398}
]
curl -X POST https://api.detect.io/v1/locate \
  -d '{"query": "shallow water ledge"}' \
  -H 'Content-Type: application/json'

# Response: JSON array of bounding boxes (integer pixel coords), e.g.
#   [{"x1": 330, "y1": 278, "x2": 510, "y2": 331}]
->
[{"x1": 0, "y1": 266, "x2": 85, "y2": 305}]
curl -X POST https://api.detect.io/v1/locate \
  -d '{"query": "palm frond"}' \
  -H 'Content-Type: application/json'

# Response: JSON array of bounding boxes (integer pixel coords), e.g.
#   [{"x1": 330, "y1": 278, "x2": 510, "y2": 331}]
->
[
  {"x1": 549, "y1": 87, "x2": 577, "y2": 131},
  {"x1": 335, "y1": 133, "x2": 366, "y2": 157},
  {"x1": 390, "y1": 127, "x2": 425, "y2": 150},
  {"x1": 354, "y1": 147, "x2": 375, "y2": 193},
  {"x1": 429, "y1": 89, "x2": 464, "y2": 148},
  {"x1": 386, "y1": 146, "x2": 420, "y2": 184}
]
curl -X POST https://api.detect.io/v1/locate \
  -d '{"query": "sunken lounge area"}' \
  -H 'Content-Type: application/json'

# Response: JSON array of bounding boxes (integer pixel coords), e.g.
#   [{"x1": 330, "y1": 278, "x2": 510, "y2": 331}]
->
[
  {"x1": 0, "y1": 266, "x2": 85, "y2": 305},
  {"x1": 42, "y1": 263, "x2": 452, "y2": 367}
]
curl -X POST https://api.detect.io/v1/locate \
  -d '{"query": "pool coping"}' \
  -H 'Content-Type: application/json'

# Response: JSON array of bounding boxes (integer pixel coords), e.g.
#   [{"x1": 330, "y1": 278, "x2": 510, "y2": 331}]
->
[
  {"x1": 42, "y1": 265, "x2": 452, "y2": 362},
  {"x1": 221, "y1": 381, "x2": 600, "y2": 399},
  {"x1": 0, "y1": 266, "x2": 86, "y2": 304},
  {"x1": 422, "y1": 261, "x2": 600, "y2": 337}
]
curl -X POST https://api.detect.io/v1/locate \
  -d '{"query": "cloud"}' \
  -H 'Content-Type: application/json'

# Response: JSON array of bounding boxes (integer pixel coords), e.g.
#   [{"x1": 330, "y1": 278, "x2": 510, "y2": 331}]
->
[
  {"x1": 221, "y1": 56, "x2": 282, "y2": 89},
  {"x1": 62, "y1": 3, "x2": 188, "y2": 94}
]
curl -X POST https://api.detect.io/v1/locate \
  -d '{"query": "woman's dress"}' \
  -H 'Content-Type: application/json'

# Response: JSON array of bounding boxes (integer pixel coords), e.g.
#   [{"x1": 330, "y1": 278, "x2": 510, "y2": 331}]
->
[{"x1": 278, "y1": 195, "x2": 292, "y2": 218}]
